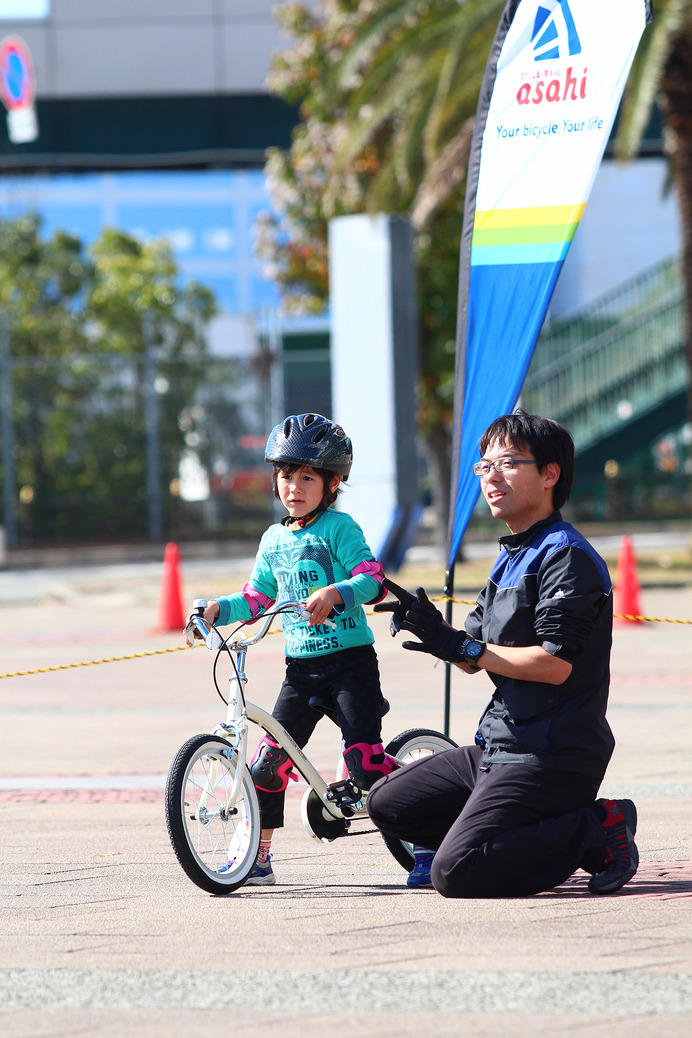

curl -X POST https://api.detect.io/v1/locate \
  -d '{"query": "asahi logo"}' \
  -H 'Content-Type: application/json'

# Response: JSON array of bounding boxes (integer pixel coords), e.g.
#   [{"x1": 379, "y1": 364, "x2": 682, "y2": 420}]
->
[
  {"x1": 515, "y1": 1, "x2": 586, "y2": 106},
  {"x1": 516, "y1": 66, "x2": 586, "y2": 105},
  {"x1": 531, "y1": 0, "x2": 581, "y2": 61}
]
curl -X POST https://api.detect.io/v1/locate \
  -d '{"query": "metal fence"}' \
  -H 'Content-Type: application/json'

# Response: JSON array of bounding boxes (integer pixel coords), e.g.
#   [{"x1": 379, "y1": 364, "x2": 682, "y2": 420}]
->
[
  {"x1": 534, "y1": 256, "x2": 681, "y2": 367},
  {"x1": 524, "y1": 256, "x2": 688, "y2": 454},
  {"x1": 0, "y1": 328, "x2": 333, "y2": 549}
]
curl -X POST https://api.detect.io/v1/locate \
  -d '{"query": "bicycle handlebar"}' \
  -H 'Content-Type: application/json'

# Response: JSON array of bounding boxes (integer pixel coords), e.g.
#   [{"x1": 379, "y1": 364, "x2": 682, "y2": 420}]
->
[
  {"x1": 185, "y1": 614, "x2": 225, "y2": 650},
  {"x1": 185, "y1": 599, "x2": 337, "y2": 651}
]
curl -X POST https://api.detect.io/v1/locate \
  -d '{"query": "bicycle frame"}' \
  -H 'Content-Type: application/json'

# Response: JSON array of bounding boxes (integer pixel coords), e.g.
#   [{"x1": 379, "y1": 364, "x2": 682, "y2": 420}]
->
[
  {"x1": 190, "y1": 604, "x2": 360, "y2": 824},
  {"x1": 169, "y1": 600, "x2": 458, "y2": 893}
]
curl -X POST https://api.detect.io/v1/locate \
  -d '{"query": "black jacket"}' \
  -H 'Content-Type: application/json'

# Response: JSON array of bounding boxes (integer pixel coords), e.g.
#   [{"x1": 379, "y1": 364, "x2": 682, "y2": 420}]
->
[{"x1": 466, "y1": 511, "x2": 615, "y2": 785}]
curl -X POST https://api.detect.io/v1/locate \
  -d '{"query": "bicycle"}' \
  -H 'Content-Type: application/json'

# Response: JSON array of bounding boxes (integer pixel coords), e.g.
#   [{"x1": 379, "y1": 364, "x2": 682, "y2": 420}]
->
[{"x1": 165, "y1": 600, "x2": 457, "y2": 894}]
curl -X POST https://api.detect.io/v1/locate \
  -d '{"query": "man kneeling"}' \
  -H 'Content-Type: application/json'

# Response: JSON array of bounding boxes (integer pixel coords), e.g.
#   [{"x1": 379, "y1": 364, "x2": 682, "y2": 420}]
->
[{"x1": 369, "y1": 411, "x2": 638, "y2": 898}]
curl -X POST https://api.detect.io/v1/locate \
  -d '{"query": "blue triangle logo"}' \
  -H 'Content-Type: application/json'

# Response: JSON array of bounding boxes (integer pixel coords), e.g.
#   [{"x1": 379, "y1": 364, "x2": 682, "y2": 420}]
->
[{"x1": 531, "y1": 1, "x2": 581, "y2": 61}]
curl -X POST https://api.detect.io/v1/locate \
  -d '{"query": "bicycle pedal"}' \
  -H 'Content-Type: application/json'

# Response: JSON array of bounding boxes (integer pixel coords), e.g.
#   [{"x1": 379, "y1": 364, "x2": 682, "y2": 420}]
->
[{"x1": 326, "y1": 778, "x2": 363, "y2": 816}]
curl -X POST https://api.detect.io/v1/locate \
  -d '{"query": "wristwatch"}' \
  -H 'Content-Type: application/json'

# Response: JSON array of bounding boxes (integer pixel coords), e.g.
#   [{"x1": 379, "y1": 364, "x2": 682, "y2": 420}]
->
[{"x1": 462, "y1": 638, "x2": 486, "y2": 671}]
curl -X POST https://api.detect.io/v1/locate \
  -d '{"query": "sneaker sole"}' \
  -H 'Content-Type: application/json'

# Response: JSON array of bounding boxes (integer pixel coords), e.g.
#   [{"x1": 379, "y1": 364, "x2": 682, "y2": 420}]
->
[
  {"x1": 406, "y1": 873, "x2": 434, "y2": 889},
  {"x1": 588, "y1": 840, "x2": 639, "y2": 894},
  {"x1": 245, "y1": 872, "x2": 276, "y2": 886},
  {"x1": 588, "y1": 799, "x2": 639, "y2": 894}
]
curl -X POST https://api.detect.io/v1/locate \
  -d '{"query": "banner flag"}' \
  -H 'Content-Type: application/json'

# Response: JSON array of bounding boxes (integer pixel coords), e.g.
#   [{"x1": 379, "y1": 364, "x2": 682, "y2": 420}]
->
[{"x1": 446, "y1": 0, "x2": 652, "y2": 570}]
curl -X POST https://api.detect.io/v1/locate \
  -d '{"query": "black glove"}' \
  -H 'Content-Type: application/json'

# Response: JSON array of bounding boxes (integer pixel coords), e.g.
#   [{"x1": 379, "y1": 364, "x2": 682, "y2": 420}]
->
[
  {"x1": 400, "y1": 587, "x2": 468, "y2": 663},
  {"x1": 373, "y1": 577, "x2": 416, "y2": 636}
]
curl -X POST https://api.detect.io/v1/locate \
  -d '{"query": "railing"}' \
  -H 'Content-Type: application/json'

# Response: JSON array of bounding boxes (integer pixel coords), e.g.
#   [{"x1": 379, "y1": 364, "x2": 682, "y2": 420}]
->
[
  {"x1": 523, "y1": 256, "x2": 687, "y2": 452},
  {"x1": 535, "y1": 256, "x2": 681, "y2": 365}
]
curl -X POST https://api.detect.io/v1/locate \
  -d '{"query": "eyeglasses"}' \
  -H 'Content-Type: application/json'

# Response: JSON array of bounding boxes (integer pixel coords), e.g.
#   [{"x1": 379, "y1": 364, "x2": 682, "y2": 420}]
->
[{"x1": 472, "y1": 457, "x2": 538, "y2": 476}]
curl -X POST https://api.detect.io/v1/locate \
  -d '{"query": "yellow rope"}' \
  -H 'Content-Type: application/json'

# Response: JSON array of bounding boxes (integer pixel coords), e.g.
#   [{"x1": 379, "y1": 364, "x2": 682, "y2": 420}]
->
[
  {"x1": 0, "y1": 643, "x2": 193, "y2": 679},
  {"x1": 1, "y1": 598, "x2": 690, "y2": 680},
  {"x1": 434, "y1": 595, "x2": 692, "y2": 625},
  {"x1": 611, "y1": 614, "x2": 692, "y2": 624}
]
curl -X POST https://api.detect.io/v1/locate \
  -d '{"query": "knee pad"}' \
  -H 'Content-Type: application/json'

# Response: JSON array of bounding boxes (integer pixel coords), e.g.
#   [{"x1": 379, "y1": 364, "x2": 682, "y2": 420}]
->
[
  {"x1": 343, "y1": 742, "x2": 400, "y2": 792},
  {"x1": 250, "y1": 737, "x2": 295, "y2": 792}
]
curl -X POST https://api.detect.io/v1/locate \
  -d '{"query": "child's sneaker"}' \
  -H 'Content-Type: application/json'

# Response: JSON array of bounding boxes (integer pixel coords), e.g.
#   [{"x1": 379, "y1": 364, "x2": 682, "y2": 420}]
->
[
  {"x1": 245, "y1": 854, "x2": 276, "y2": 886},
  {"x1": 406, "y1": 849, "x2": 435, "y2": 888}
]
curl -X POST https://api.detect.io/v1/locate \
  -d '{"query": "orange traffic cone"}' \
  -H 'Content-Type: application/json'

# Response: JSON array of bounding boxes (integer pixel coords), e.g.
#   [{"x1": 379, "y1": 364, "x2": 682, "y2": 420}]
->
[
  {"x1": 613, "y1": 535, "x2": 642, "y2": 626},
  {"x1": 157, "y1": 542, "x2": 185, "y2": 632}
]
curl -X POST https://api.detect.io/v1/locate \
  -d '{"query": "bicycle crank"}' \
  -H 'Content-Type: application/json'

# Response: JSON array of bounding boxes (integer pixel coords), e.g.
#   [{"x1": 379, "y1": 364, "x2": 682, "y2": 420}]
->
[{"x1": 300, "y1": 788, "x2": 351, "y2": 843}]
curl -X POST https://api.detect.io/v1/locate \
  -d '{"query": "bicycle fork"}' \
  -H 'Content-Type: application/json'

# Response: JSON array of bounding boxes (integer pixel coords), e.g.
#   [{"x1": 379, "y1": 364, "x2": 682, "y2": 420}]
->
[{"x1": 200, "y1": 648, "x2": 250, "y2": 821}]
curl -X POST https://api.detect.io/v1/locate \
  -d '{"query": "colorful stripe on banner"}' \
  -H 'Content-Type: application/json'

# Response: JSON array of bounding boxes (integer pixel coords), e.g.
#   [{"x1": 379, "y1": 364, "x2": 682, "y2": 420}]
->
[{"x1": 471, "y1": 204, "x2": 585, "y2": 264}]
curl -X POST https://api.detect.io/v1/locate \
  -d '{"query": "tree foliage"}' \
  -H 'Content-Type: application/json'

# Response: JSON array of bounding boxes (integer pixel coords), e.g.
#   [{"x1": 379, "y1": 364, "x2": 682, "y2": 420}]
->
[
  {"x1": 257, "y1": 1, "x2": 503, "y2": 530},
  {"x1": 0, "y1": 215, "x2": 217, "y2": 543}
]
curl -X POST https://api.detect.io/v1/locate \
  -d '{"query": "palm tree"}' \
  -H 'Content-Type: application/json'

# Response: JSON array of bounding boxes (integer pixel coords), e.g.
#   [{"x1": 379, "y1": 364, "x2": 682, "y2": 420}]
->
[
  {"x1": 266, "y1": 2, "x2": 692, "y2": 538},
  {"x1": 326, "y1": 0, "x2": 506, "y2": 538},
  {"x1": 327, "y1": 0, "x2": 505, "y2": 229},
  {"x1": 616, "y1": 0, "x2": 692, "y2": 421},
  {"x1": 263, "y1": 1, "x2": 504, "y2": 541}
]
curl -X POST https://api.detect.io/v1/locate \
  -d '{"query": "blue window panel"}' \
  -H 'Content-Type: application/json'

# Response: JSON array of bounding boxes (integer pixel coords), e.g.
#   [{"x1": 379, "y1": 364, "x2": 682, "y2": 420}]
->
[
  {"x1": 250, "y1": 274, "x2": 281, "y2": 309},
  {"x1": 0, "y1": 169, "x2": 282, "y2": 317},
  {"x1": 39, "y1": 203, "x2": 103, "y2": 243},
  {"x1": 116, "y1": 204, "x2": 238, "y2": 259},
  {"x1": 177, "y1": 265, "x2": 240, "y2": 312}
]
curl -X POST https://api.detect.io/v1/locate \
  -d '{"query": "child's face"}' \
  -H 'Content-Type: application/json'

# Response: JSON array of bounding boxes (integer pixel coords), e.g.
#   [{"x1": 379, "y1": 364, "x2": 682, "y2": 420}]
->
[{"x1": 276, "y1": 465, "x2": 339, "y2": 518}]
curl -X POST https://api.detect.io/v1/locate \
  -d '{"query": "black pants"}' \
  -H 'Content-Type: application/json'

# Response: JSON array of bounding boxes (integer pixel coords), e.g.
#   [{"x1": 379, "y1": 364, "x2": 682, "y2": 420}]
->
[
  {"x1": 258, "y1": 644, "x2": 384, "y2": 830},
  {"x1": 366, "y1": 744, "x2": 608, "y2": 898}
]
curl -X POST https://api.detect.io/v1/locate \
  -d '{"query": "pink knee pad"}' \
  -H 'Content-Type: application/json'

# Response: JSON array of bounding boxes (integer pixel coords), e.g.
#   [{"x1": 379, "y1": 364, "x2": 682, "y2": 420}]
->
[
  {"x1": 250, "y1": 736, "x2": 295, "y2": 792},
  {"x1": 343, "y1": 742, "x2": 400, "y2": 791}
]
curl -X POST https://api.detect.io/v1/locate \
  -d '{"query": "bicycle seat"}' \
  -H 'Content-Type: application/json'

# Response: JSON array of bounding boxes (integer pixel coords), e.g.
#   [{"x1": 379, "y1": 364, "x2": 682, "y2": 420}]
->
[{"x1": 308, "y1": 694, "x2": 390, "y2": 724}]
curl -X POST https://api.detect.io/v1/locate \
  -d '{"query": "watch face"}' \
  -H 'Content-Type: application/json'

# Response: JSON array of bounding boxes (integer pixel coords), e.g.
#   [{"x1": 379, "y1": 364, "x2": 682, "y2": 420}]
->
[{"x1": 465, "y1": 640, "x2": 484, "y2": 661}]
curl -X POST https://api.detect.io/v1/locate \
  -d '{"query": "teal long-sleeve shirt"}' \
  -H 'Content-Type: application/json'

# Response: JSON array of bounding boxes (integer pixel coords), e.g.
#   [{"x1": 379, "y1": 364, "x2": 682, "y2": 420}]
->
[{"x1": 214, "y1": 509, "x2": 384, "y2": 658}]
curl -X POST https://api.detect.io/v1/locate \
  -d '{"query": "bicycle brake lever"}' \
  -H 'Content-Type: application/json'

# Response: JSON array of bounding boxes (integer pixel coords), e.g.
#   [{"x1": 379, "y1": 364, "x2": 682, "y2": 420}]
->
[
  {"x1": 185, "y1": 615, "x2": 224, "y2": 650},
  {"x1": 204, "y1": 626, "x2": 224, "y2": 650},
  {"x1": 185, "y1": 599, "x2": 208, "y2": 646},
  {"x1": 298, "y1": 606, "x2": 337, "y2": 630}
]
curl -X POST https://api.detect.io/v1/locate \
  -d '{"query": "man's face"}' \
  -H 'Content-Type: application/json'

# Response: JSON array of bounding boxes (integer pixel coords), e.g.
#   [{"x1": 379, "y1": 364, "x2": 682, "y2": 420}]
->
[{"x1": 478, "y1": 438, "x2": 559, "y2": 534}]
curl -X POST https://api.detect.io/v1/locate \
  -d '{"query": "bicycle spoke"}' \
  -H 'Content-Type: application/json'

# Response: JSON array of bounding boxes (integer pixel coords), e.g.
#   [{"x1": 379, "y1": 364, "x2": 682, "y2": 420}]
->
[{"x1": 166, "y1": 735, "x2": 261, "y2": 892}]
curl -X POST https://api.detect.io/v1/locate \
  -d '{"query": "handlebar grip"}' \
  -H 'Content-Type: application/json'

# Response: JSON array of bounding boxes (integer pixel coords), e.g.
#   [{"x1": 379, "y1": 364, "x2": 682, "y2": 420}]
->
[
  {"x1": 298, "y1": 606, "x2": 337, "y2": 631},
  {"x1": 185, "y1": 613, "x2": 224, "y2": 650}
]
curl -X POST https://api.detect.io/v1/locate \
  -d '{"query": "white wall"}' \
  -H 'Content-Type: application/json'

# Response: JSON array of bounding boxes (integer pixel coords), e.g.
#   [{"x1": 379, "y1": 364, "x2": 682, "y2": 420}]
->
[
  {"x1": 329, "y1": 214, "x2": 397, "y2": 555},
  {"x1": 3, "y1": 0, "x2": 320, "y2": 98},
  {"x1": 550, "y1": 157, "x2": 681, "y2": 316}
]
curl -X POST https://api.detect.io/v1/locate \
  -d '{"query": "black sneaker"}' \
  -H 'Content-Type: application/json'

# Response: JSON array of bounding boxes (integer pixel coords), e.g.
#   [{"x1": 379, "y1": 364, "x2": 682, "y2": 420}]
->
[{"x1": 588, "y1": 799, "x2": 638, "y2": 894}]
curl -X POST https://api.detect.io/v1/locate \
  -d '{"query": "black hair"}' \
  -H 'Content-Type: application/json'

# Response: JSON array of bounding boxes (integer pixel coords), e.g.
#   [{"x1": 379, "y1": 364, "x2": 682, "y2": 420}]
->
[
  {"x1": 478, "y1": 410, "x2": 575, "y2": 509},
  {"x1": 271, "y1": 461, "x2": 343, "y2": 509}
]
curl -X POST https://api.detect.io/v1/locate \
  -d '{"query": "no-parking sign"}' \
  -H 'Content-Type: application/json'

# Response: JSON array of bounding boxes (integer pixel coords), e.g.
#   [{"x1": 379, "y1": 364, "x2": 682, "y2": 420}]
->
[{"x1": 0, "y1": 35, "x2": 38, "y2": 142}]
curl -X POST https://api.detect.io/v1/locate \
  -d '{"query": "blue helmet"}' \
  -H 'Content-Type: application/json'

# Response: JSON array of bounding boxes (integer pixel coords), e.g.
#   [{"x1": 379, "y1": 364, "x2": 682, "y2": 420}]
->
[{"x1": 265, "y1": 413, "x2": 353, "y2": 479}]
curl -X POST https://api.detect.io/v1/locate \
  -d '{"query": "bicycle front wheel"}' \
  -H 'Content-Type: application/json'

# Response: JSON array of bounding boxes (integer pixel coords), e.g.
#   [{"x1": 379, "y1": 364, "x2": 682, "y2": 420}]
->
[
  {"x1": 381, "y1": 728, "x2": 458, "y2": 872},
  {"x1": 165, "y1": 734, "x2": 261, "y2": 895}
]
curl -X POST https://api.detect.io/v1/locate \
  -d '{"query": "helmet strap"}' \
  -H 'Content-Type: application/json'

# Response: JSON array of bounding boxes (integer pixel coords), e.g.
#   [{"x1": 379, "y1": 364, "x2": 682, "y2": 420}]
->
[{"x1": 281, "y1": 505, "x2": 325, "y2": 530}]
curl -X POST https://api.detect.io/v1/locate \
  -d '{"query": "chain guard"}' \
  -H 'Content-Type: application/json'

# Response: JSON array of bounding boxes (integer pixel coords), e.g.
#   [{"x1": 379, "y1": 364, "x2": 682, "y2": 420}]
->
[{"x1": 300, "y1": 789, "x2": 350, "y2": 843}]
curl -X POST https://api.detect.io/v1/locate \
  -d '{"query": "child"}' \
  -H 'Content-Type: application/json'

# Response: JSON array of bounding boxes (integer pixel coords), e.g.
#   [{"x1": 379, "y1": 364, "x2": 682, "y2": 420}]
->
[{"x1": 197, "y1": 413, "x2": 398, "y2": 885}]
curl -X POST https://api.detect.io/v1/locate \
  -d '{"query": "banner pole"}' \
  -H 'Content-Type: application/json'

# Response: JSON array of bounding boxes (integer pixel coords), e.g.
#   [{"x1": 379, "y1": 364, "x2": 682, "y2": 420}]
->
[{"x1": 443, "y1": 562, "x2": 455, "y2": 736}]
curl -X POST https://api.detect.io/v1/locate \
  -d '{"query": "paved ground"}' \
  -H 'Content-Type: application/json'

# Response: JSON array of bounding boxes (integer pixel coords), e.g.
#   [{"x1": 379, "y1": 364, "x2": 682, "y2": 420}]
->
[{"x1": 0, "y1": 549, "x2": 691, "y2": 1037}]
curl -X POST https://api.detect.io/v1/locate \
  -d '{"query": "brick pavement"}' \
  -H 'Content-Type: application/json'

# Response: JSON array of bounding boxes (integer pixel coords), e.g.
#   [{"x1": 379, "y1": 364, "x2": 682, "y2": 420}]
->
[{"x1": 0, "y1": 562, "x2": 691, "y2": 1036}]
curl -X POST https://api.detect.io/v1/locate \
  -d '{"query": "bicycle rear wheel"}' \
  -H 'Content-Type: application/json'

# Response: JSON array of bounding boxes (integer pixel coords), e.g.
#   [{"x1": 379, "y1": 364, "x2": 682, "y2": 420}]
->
[
  {"x1": 381, "y1": 728, "x2": 458, "y2": 872},
  {"x1": 165, "y1": 734, "x2": 261, "y2": 894}
]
